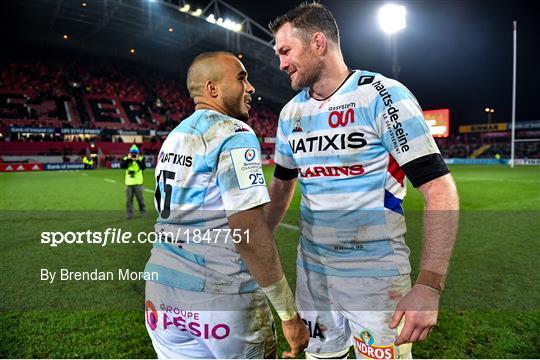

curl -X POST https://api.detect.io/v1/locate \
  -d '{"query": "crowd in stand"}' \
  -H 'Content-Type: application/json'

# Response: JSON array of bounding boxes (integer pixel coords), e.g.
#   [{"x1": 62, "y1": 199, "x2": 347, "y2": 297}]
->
[
  {"x1": 436, "y1": 135, "x2": 477, "y2": 159},
  {"x1": 435, "y1": 134, "x2": 539, "y2": 159},
  {"x1": 0, "y1": 57, "x2": 279, "y2": 136},
  {"x1": 1, "y1": 55, "x2": 538, "y2": 159}
]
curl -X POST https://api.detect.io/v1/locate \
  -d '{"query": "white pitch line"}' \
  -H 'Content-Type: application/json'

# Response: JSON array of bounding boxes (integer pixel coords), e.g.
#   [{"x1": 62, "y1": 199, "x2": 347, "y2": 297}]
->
[
  {"x1": 104, "y1": 178, "x2": 117, "y2": 183},
  {"x1": 455, "y1": 177, "x2": 538, "y2": 183},
  {"x1": 279, "y1": 223, "x2": 299, "y2": 231},
  {"x1": 144, "y1": 189, "x2": 154, "y2": 193},
  {"x1": 81, "y1": 173, "x2": 88, "y2": 177}
]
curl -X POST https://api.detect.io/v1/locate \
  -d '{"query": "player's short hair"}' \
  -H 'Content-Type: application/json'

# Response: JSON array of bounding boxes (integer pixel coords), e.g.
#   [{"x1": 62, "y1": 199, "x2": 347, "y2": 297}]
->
[
  {"x1": 186, "y1": 51, "x2": 235, "y2": 98},
  {"x1": 268, "y1": 2, "x2": 339, "y2": 44}
]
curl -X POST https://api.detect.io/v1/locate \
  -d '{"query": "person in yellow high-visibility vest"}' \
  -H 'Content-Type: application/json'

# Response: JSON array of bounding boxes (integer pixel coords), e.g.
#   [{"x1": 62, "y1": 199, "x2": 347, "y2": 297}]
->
[
  {"x1": 82, "y1": 155, "x2": 93, "y2": 169},
  {"x1": 121, "y1": 144, "x2": 146, "y2": 219}
]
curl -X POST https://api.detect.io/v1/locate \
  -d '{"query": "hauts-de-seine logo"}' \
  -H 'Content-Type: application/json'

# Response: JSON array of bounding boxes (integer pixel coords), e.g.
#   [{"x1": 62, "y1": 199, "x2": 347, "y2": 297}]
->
[
  {"x1": 354, "y1": 329, "x2": 395, "y2": 359},
  {"x1": 145, "y1": 300, "x2": 158, "y2": 331},
  {"x1": 244, "y1": 148, "x2": 256, "y2": 162}
]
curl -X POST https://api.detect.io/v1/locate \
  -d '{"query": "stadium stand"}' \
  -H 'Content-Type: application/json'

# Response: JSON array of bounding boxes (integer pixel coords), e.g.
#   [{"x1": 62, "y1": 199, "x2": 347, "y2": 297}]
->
[
  {"x1": 0, "y1": 56, "x2": 278, "y2": 135},
  {"x1": 1, "y1": 53, "x2": 538, "y2": 162}
]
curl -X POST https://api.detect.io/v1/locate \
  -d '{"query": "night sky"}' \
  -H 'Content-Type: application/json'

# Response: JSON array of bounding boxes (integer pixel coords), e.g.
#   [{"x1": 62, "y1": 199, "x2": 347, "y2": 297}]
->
[{"x1": 222, "y1": 0, "x2": 538, "y2": 128}]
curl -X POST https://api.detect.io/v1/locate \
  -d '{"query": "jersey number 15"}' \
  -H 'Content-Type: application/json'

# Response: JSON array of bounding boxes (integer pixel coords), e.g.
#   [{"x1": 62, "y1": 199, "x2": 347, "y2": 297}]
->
[{"x1": 155, "y1": 170, "x2": 175, "y2": 219}]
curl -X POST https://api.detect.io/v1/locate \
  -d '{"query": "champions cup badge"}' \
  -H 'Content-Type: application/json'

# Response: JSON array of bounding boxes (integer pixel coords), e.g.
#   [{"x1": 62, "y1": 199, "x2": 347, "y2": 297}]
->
[
  {"x1": 244, "y1": 148, "x2": 256, "y2": 162},
  {"x1": 354, "y1": 329, "x2": 395, "y2": 359}
]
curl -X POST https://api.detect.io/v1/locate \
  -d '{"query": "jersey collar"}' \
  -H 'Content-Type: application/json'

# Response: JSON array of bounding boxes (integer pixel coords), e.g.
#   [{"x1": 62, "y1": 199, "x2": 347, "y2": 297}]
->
[{"x1": 305, "y1": 69, "x2": 356, "y2": 104}]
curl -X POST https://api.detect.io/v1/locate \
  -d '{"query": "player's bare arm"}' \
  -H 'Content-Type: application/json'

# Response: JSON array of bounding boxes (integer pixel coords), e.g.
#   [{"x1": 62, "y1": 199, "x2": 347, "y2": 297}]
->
[
  {"x1": 229, "y1": 206, "x2": 286, "y2": 287},
  {"x1": 265, "y1": 176, "x2": 297, "y2": 233},
  {"x1": 391, "y1": 173, "x2": 459, "y2": 345},
  {"x1": 229, "y1": 205, "x2": 309, "y2": 357}
]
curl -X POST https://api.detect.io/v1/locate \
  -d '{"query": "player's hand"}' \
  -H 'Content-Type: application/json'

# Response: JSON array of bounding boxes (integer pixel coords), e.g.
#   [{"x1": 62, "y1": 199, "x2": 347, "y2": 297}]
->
[
  {"x1": 281, "y1": 313, "x2": 309, "y2": 359},
  {"x1": 389, "y1": 284, "x2": 440, "y2": 345}
]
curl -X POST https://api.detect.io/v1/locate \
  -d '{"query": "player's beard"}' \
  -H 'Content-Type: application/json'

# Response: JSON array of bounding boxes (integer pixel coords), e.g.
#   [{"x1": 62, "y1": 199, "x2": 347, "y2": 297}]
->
[
  {"x1": 291, "y1": 61, "x2": 323, "y2": 91},
  {"x1": 223, "y1": 94, "x2": 249, "y2": 121}
]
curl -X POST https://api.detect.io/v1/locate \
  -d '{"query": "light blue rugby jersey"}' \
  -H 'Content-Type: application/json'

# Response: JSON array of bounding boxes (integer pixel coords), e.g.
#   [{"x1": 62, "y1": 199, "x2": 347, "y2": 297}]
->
[
  {"x1": 145, "y1": 109, "x2": 270, "y2": 294},
  {"x1": 274, "y1": 70, "x2": 441, "y2": 277}
]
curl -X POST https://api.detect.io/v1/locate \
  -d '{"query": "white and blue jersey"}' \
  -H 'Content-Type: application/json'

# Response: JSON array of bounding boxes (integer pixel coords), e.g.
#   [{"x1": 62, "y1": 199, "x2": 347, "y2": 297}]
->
[
  {"x1": 274, "y1": 70, "x2": 440, "y2": 278},
  {"x1": 145, "y1": 109, "x2": 270, "y2": 294}
]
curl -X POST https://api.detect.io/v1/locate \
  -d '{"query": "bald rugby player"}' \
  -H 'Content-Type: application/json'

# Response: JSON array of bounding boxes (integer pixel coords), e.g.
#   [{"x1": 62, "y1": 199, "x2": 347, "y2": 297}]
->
[{"x1": 144, "y1": 51, "x2": 308, "y2": 359}]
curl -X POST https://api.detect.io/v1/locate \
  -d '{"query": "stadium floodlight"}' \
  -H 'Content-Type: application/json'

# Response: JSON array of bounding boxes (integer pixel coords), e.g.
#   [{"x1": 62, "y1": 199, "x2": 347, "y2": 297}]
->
[
  {"x1": 179, "y1": 4, "x2": 190, "y2": 12},
  {"x1": 378, "y1": 4, "x2": 407, "y2": 34},
  {"x1": 205, "y1": 15, "x2": 242, "y2": 32},
  {"x1": 379, "y1": 4, "x2": 406, "y2": 79},
  {"x1": 192, "y1": 8, "x2": 202, "y2": 17},
  {"x1": 226, "y1": 19, "x2": 242, "y2": 32},
  {"x1": 222, "y1": 19, "x2": 236, "y2": 31},
  {"x1": 484, "y1": 107, "x2": 495, "y2": 124}
]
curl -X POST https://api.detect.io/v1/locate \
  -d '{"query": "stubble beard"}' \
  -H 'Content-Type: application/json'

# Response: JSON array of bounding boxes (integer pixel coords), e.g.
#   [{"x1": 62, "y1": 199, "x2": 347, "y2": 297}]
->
[
  {"x1": 221, "y1": 93, "x2": 248, "y2": 121},
  {"x1": 291, "y1": 61, "x2": 323, "y2": 91},
  {"x1": 229, "y1": 100, "x2": 249, "y2": 121}
]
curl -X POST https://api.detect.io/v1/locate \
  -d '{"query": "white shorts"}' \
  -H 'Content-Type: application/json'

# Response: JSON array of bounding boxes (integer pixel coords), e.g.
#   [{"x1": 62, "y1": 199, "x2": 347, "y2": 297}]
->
[
  {"x1": 296, "y1": 266, "x2": 413, "y2": 359},
  {"x1": 145, "y1": 281, "x2": 276, "y2": 359}
]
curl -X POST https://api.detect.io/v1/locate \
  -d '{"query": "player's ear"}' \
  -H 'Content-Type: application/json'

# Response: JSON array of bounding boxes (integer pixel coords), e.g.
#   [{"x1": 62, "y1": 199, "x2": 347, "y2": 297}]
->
[
  {"x1": 205, "y1": 80, "x2": 219, "y2": 98},
  {"x1": 312, "y1": 32, "x2": 327, "y2": 55}
]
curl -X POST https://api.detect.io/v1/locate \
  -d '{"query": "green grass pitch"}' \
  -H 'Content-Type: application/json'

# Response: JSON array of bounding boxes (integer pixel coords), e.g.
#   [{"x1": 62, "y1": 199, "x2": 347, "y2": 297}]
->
[{"x1": 0, "y1": 165, "x2": 539, "y2": 358}]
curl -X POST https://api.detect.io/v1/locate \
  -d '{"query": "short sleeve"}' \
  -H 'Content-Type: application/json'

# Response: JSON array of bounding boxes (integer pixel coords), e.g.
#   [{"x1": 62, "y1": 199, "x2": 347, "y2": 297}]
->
[
  {"x1": 273, "y1": 116, "x2": 297, "y2": 169},
  {"x1": 215, "y1": 131, "x2": 270, "y2": 216},
  {"x1": 371, "y1": 79, "x2": 440, "y2": 166}
]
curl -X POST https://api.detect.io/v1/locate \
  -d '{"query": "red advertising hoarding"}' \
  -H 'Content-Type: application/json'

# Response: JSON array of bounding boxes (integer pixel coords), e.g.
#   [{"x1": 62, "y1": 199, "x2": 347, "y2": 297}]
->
[{"x1": 423, "y1": 108, "x2": 450, "y2": 138}]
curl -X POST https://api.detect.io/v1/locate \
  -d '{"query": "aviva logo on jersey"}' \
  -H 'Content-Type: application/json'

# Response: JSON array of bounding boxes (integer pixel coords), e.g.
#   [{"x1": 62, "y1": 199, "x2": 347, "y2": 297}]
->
[{"x1": 354, "y1": 329, "x2": 395, "y2": 359}]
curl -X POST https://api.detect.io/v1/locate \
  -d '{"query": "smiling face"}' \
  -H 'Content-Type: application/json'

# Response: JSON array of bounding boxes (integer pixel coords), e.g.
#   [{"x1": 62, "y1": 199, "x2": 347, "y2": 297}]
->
[
  {"x1": 274, "y1": 22, "x2": 323, "y2": 91},
  {"x1": 215, "y1": 55, "x2": 255, "y2": 121}
]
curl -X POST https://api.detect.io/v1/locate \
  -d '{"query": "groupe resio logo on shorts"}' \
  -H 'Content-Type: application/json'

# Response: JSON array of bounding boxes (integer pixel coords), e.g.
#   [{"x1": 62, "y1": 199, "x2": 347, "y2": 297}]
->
[
  {"x1": 146, "y1": 300, "x2": 159, "y2": 331},
  {"x1": 144, "y1": 301, "x2": 232, "y2": 340},
  {"x1": 353, "y1": 328, "x2": 396, "y2": 359},
  {"x1": 244, "y1": 148, "x2": 256, "y2": 162}
]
